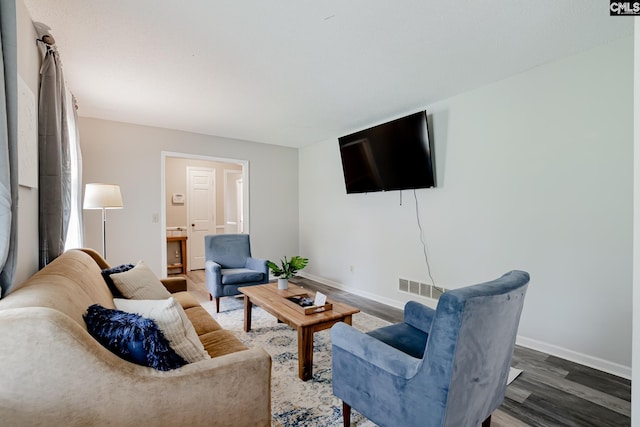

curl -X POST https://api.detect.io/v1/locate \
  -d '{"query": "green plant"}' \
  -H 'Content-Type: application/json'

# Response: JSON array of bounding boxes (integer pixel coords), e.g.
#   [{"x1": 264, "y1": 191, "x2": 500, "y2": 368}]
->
[{"x1": 267, "y1": 256, "x2": 309, "y2": 279}]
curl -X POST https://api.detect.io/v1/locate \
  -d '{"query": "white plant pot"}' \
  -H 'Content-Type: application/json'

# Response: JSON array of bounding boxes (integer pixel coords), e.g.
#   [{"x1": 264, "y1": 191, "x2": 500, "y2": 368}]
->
[{"x1": 277, "y1": 278, "x2": 289, "y2": 290}]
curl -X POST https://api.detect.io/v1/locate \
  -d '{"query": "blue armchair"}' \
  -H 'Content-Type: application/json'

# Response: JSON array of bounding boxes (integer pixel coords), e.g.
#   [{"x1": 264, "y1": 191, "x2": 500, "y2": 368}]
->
[
  {"x1": 331, "y1": 270, "x2": 530, "y2": 427},
  {"x1": 204, "y1": 234, "x2": 269, "y2": 312}
]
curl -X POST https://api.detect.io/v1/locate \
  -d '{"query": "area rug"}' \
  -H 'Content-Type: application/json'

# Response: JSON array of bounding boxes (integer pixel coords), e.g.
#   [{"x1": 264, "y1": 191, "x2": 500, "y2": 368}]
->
[{"x1": 201, "y1": 297, "x2": 521, "y2": 427}]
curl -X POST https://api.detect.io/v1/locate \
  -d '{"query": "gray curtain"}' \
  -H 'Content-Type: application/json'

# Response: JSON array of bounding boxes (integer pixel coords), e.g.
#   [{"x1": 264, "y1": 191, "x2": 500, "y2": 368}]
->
[
  {"x1": 38, "y1": 43, "x2": 71, "y2": 268},
  {"x1": 0, "y1": 0, "x2": 19, "y2": 298}
]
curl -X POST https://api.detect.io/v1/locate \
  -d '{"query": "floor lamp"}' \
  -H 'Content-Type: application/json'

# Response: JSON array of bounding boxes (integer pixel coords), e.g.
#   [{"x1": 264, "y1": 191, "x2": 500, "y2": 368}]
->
[{"x1": 83, "y1": 183, "x2": 124, "y2": 259}]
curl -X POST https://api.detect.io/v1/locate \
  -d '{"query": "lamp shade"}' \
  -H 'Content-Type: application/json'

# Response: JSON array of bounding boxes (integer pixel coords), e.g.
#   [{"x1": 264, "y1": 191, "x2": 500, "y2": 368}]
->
[{"x1": 83, "y1": 184, "x2": 124, "y2": 209}]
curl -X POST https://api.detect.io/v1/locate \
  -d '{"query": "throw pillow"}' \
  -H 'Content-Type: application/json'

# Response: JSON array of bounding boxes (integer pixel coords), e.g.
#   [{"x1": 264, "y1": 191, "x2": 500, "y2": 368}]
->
[
  {"x1": 101, "y1": 263, "x2": 135, "y2": 297},
  {"x1": 110, "y1": 260, "x2": 172, "y2": 299},
  {"x1": 83, "y1": 304, "x2": 187, "y2": 371},
  {"x1": 114, "y1": 297, "x2": 210, "y2": 363}
]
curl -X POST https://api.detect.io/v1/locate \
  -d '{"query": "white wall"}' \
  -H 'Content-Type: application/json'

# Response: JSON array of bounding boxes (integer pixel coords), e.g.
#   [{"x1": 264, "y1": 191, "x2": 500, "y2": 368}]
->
[
  {"x1": 300, "y1": 37, "x2": 633, "y2": 376},
  {"x1": 80, "y1": 118, "x2": 299, "y2": 277}
]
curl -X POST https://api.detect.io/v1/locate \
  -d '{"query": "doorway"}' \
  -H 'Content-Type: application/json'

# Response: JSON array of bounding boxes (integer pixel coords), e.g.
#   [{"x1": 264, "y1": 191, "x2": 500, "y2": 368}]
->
[
  {"x1": 161, "y1": 152, "x2": 249, "y2": 276},
  {"x1": 187, "y1": 166, "x2": 215, "y2": 270}
]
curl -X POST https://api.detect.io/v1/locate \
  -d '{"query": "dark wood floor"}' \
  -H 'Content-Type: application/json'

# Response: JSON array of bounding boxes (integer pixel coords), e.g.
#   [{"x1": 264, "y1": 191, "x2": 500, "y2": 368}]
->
[{"x1": 181, "y1": 271, "x2": 631, "y2": 427}]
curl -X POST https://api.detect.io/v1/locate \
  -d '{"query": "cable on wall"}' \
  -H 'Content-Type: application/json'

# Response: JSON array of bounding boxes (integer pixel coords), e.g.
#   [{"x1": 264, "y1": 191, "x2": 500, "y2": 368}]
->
[{"x1": 413, "y1": 189, "x2": 436, "y2": 286}]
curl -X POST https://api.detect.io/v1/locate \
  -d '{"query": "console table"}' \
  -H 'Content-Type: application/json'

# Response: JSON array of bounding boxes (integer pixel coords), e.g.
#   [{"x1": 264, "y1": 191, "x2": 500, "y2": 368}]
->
[{"x1": 167, "y1": 236, "x2": 187, "y2": 274}]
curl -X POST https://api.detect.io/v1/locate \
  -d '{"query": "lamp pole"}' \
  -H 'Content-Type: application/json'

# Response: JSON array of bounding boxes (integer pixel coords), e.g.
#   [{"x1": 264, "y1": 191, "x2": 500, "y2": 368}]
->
[{"x1": 101, "y1": 207, "x2": 107, "y2": 259}]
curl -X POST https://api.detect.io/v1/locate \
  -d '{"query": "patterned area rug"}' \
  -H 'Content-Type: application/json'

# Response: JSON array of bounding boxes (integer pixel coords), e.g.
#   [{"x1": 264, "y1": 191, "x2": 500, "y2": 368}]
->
[
  {"x1": 201, "y1": 297, "x2": 522, "y2": 427},
  {"x1": 201, "y1": 297, "x2": 382, "y2": 426}
]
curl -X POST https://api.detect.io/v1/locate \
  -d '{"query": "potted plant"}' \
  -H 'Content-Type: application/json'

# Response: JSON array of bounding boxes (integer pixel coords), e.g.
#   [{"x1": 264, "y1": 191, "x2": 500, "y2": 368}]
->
[{"x1": 267, "y1": 256, "x2": 309, "y2": 290}]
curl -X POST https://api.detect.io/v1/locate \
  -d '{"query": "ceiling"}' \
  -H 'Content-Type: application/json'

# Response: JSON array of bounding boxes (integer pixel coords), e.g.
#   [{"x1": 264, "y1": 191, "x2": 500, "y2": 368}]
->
[{"x1": 22, "y1": 1, "x2": 632, "y2": 148}]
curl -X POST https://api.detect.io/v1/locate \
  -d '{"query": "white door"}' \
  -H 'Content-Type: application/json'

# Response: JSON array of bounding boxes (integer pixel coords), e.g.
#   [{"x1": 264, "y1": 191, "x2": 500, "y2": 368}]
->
[{"x1": 187, "y1": 167, "x2": 215, "y2": 270}]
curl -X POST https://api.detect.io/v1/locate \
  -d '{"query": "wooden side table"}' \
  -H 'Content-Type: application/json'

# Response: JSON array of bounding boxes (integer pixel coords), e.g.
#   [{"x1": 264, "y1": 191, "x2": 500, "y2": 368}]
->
[{"x1": 167, "y1": 236, "x2": 188, "y2": 274}]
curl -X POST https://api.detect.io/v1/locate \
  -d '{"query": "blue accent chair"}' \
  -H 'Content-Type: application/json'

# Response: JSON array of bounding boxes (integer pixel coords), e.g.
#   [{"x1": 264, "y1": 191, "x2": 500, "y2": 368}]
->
[
  {"x1": 204, "y1": 234, "x2": 269, "y2": 312},
  {"x1": 331, "y1": 270, "x2": 530, "y2": 427}
]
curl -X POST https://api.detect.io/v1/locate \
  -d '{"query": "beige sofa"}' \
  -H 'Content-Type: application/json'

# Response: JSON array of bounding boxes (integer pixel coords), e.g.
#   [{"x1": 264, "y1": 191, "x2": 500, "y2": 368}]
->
[{"x1": 0, "y1": 249, "x2": 271, "y2": 426}]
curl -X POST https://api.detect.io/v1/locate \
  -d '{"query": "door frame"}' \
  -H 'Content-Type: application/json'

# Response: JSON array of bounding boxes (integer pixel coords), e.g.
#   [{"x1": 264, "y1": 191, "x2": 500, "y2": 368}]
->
[{"x1": 160, "y1": 151, "x2": 250, "y2": 275}]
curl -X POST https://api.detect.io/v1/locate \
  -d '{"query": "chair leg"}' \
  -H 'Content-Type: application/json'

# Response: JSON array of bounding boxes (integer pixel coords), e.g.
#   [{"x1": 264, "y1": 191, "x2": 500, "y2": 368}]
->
[
  {"x1": 342, "y1": 401, "x2": 351, "y2": 427},
  {"x1": 482, "y1": 414, "x2": 491, "y2": 427},
  {"x1": 215, "y1": 297, "x2": 220, "y2": 313}
]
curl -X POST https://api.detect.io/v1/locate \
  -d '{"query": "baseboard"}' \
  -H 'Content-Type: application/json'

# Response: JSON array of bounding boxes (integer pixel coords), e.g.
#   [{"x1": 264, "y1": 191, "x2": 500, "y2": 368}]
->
[
  {"x1": 298, "y1": 272, "x2": 406, "y2": 310},
  {"x1": 298, "y1": 272, "x2": 632, "y2": 380},
  {"x1": 515, "y1": 336, "x2": 631, "y2": 380}
]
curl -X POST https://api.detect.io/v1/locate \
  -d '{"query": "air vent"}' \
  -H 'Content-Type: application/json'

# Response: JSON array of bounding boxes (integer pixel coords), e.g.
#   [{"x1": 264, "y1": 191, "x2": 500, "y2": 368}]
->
[{"x1": 399, "y1": 277, "x2": 446, "y2": 300}]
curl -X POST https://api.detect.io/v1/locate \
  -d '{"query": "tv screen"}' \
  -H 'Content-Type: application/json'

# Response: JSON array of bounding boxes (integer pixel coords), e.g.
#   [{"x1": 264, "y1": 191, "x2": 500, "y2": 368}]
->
[{"x1": 338, "y1": 111, "x2": 435, "y2": 194}]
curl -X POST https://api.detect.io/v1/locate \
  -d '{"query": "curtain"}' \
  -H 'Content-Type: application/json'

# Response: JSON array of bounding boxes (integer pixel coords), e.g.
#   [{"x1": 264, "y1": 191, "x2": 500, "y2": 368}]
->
[
  {"x1": 38, "y1": 42, "x2": 72, "y2": 267},
  {"x1": 0, "y1": 0, "x2": 19, "y2": 298},
  {"x1": 64, "y1": 93, "x2": 83, "y2": 250}
]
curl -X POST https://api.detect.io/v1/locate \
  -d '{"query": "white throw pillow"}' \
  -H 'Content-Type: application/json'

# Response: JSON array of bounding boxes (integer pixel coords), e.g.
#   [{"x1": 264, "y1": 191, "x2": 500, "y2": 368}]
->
[
  {"x1": 110, "y1": 260, "x2": 172, "y2": 300},
  {"x1": 114, "y1": 297, "x2": 210, "y2": 363}
]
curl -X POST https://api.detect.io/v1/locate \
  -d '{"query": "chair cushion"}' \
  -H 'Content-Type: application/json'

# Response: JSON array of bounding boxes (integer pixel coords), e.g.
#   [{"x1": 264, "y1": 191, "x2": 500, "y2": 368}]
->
[
  {"x1": 114, "y1": 297, "x2": 210, "y2": 363},
  {"x1": 221, "y1": 268, "x2": 264, "y2": 285},
  {"x1": 206, "y1": 234, "x2": 252, "y2": 268},
  {"x1": 83, "y1": 304, "x2": 186, "y2": 371},
  {"x1": 367, "y1": 322, "x2": 428, "y2": 359}
]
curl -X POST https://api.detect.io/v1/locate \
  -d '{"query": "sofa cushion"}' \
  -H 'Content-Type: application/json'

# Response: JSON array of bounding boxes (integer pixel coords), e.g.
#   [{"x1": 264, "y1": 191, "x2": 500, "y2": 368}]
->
[
  {"x1": 101, "y1": 263, "x2": 135, "y2": 297},
  {"x1": 220, "y1": 268, "x2": 264, "y2": 285},
  {"x1": 172, "y1": 291, "x2": 201, "y2": 309},
  {"x1": 185, "y1": 306, "x2": 223, "y2": 335},
  {"x1": 200, "y1": 329, "x2": 248, "y2": 358},
  {"x1": 110, "y1": 261, "x2": 172, "y2": 299},
  {"x1": 114, "y1": 298, "x2": 210, "y2": 363},
  {"x1": 83, "y1": 304, "x2": 186, "y2": 371}
]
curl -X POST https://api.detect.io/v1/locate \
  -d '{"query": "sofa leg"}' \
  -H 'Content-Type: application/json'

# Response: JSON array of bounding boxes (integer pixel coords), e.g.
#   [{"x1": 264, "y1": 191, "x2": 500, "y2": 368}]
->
[
  {"x1": 342, "y1": 401, "x2": 350, "y2": 427},
  {"x1": 215, "y1": 297, "x2": 220, "y2": 313},
  {"x1": 482, "y1": 414, "x2": 491, "y2": 427}
]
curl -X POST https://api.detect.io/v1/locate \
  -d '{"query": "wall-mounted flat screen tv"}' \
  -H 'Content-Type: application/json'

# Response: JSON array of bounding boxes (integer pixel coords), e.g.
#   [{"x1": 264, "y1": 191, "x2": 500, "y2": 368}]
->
[{"x1": 338, "y1": 111, "x2": 435, "y2": 194}]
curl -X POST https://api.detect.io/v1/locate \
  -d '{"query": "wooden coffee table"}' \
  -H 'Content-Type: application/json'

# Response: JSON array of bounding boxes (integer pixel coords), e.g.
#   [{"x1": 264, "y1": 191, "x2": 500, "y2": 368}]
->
[{"x1": 239, "y1": 282, "x2": 360, "y2": 381}]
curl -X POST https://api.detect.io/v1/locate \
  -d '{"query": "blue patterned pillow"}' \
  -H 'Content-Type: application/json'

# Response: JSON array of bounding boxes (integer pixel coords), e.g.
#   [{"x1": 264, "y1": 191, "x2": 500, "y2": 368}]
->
[
  {"x1": 101, "y1": 264, "x2": 135, "y2": 297},
  {"x1": 84, "y1": 304, "x2": 187, "y2": 371}
]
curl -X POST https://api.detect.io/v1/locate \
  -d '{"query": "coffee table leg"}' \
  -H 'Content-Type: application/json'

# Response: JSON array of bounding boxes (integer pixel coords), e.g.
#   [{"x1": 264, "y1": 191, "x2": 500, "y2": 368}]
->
[
  {"x1": 244, "y1": 295, "x2": 252, "y2": 332},
  {"x1": 298, "y1": 327, "x2": 314, "y2": 381}
]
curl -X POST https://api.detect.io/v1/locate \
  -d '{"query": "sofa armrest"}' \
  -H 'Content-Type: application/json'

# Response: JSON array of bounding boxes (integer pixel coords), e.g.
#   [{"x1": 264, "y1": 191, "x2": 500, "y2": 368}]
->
[
  {"x1": 0, "y1": 307, "x2": 272, "y2": 427},
  {"x1": 403, "y1": 301, "x2": 436, "y2": 334},
  {"x1": 331, "y1": 322, "x2": 421, "y2": 379},
  {"x1": 161, "y1": 277, "x2": 187, "y2": 293},
  {"x1": 205, "y1": 260, "x2": 223, "y2": 296},
  {"x1": 205, "y1": 259, "x2": 221, "y2": 275},
  {"x1": 245, "y1": 257, "x2": 268, "y2": 279}
]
